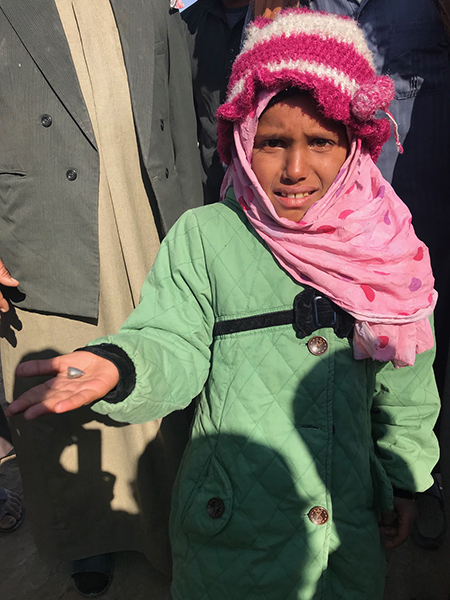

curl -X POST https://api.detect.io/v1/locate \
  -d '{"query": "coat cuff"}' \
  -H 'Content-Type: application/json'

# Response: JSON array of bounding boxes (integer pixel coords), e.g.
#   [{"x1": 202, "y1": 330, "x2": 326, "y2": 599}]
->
[
  {"x1": 75, "y1": 344, "x2": 136, "y2": 404},
  {"x1": 392, "y1": 487, "x2": 417, "y2": 500}
]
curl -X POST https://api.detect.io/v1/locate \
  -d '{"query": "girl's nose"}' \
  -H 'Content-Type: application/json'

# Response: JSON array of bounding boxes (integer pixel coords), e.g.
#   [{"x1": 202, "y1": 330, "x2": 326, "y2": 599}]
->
[{"x1": 283, "y1": 147, "x2": 308, "y2": 182}]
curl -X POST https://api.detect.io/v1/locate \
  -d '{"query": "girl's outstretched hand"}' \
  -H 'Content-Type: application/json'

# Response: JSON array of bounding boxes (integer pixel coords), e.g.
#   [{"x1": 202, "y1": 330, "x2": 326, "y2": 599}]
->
[{"x1": 5, "y1": 351, "x2": 120, "y2": 420}]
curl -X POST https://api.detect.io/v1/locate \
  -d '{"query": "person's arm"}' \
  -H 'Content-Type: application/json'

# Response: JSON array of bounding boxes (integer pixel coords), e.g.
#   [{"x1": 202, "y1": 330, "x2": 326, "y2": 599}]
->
[
  {"x1": 371, "y1": 343, "x2": 440, "y2": 493},
  {"x1": 371, "y1": 338, "x2": 440, "y2": 546},
  {"x1": 6, "y1": 210, "x2": 214, "y2": 423}
]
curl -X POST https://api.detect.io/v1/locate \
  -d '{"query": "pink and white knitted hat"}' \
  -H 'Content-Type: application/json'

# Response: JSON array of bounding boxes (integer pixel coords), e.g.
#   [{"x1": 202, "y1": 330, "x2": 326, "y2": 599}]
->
[{"x1": 217, "y1": 8, "x2": 396, "y2": 164}]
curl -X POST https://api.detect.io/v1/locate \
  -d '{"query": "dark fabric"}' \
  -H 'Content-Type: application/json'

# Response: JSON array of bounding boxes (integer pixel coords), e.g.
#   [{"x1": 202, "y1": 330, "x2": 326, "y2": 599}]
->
[
  {"x1": 182, "y1": 0, "x2": 247, "y2": 204},
  {"x1": 213, "y1": 287, "x2": 354, "y2": 339},
  {"x1": 292, "y1": 287, "x2": 354, "y2": 339},
  {"x1": 213, "y1": 309, "x2": 294, "y2": 337},
  {"x1": 224, "y1": 4, "x2": 247, "y2": 29},
  {"x1": 392, "y1": 487, "x2": 417, "y2": 500},
  {"x1": 80, "y1": 344, "x2": 136, "y2": 405},
  {"x1": 0, "y1": 0, "x2": 203, "y2": 319}
]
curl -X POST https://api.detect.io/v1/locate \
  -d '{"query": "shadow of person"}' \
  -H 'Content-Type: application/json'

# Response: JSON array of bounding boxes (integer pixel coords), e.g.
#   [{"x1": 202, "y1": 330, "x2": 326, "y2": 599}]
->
[
  {"x1": 7, "y1": 347, "x2": 182, "y2": 568},
  {"x1": 169, "y1": 432, "x2": 313, "y2": 599},
  {"x1": 298, "y1": 346, "x2": 426, "y2": 598},
  {"x1": 156, "y1": 343, "x2": 421, "y2": 599},
  {"x1": 5, "y1": 335, "x2": 423, "y2": 598},
  {"x1": 132, "y1": 408, "x2": 193, "y2": 575}
]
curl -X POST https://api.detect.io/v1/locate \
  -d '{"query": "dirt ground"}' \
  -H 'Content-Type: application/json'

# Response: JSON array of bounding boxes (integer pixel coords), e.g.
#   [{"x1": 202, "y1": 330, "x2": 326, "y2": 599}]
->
[{"x1": 0, "y1": 454, "x2": 172, "y2": 600}]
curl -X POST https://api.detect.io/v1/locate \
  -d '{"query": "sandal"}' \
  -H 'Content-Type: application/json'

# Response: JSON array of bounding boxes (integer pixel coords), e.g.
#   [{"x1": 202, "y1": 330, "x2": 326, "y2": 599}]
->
[
  {"x1": 412, "y1": 476, "x2": 447, "y2": 550},
  {"x1": 0, "y1": 487, "x2": 24, "y2": 532},
  {"x1": 71, "y1": 553, "x2": 114, "y2": 597}
]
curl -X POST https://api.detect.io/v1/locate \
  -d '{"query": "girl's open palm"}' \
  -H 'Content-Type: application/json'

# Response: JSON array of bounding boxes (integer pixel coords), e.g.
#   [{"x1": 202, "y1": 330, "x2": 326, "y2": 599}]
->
[{"x1": 5, "y1": 351, "x2": 120, "y2": 420}]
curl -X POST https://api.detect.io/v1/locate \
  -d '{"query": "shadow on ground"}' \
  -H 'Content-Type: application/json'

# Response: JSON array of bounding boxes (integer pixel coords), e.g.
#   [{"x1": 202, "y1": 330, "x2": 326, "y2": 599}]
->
[
  {"x1": 2, "y1": 451, "x2": 450, "y2": 600},
  {"x1": 0, "y1": 455, "x2": 171, "y2": 600}
]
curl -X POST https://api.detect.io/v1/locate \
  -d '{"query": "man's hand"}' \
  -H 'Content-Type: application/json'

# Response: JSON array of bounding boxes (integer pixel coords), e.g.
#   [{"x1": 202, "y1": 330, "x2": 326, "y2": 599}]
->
[
  {"x1": 5, "y1": 351, "x2": 120, "y2": 420},
  {"x1": 379, "y1": 497, "x2": 416, "y2": 548},
  {"x1": 0, "y1": 257, "x2": 19, "y2": 313}
]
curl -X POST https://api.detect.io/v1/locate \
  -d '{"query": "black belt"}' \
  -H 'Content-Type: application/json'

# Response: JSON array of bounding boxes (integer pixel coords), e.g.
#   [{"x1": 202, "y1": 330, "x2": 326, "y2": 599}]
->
[{"x1": 213, "y1": 286, "x2": 354, "y2": 339}]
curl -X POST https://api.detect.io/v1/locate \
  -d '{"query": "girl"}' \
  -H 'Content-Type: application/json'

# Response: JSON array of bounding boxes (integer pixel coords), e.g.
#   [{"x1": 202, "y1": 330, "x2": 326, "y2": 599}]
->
[{"x1": 7, "y1": 9, "x2": 440, "y2": 600}]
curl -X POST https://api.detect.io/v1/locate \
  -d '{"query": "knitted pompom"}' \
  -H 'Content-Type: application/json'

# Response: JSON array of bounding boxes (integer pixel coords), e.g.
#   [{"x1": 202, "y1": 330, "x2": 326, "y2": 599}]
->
[
  {"x1": 350, "y1": 117, "x2": 392, "y2": 162},
  {"x1": 351, "y1": 76, "x2": 395, "y2": 121}
]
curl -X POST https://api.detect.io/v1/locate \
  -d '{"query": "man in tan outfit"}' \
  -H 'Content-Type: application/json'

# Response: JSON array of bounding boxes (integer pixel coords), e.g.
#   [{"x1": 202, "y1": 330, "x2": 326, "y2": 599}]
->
[{"x1": 0, "y1": 0, "x2": 203, "y2": 594}]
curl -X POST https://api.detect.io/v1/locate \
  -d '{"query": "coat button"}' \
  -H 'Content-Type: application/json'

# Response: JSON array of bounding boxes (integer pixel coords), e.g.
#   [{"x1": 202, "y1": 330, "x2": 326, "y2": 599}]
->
[
  {"x1": 307, "y1": 336, "x2": 328, "y2": 356},
  {"x1": 160, "y1": 119, "x2": 164, "y2": 131},
  {"x1": 66, "y1": 169, "x2": 78, "y2": 181},
  {"x1": 41, "y1": 114, "x2": 53, "y2": 127},
  {"x1": 165, "y1": 168, "x2": 169, "y2": 178},
  {"x1": 308, "y1": 506, "x2": 329, "y2": 525},
  {"x1": 206, "y1": 497, "x2": 225, "y2": 519}
]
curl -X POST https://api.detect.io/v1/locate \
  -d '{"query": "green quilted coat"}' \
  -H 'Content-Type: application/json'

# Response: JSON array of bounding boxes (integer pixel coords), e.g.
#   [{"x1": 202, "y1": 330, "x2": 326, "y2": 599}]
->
[{"x1": 92, "y1": 192, "x2": 440, "y2": 600}]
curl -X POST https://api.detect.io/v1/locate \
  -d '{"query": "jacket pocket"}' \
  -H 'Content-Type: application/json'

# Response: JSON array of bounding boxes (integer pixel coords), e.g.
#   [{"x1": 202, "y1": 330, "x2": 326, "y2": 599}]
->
[
  {"x1": 369, "y1": 450, "x2": 394, "y2": 512},
  {"x1": 0, "y1": 170, "x2": 26, "y2": 177},
  {"x1": 181, "y1": 454, "x2": 233, "y2": 537},
  {"x1": 0, "y1": 170, "x2": 28, "y2": 215},
  {"x1": 387, "y1": 22, "x2": 448, "y2": 99}
]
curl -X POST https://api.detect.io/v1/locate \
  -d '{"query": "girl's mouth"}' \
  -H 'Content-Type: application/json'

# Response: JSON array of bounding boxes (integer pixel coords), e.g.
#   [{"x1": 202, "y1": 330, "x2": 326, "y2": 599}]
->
[{"x1": 275, "y1": 191, "x2": 315, "y2": 199}]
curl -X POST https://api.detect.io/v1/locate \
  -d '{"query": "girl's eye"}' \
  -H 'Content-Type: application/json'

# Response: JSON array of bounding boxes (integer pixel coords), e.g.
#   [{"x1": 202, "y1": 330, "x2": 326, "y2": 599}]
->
[
  {"x1": 262, "y1": 139, "x2": 283, "y2": 149},
  {"x1": 311, "y1": 138, "x2": 333, "y2": 148}
]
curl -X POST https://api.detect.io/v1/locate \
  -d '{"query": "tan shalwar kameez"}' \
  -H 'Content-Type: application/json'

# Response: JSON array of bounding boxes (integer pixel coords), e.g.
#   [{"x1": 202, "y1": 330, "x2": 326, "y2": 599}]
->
[{"x1": 0, "y1": 0, "x2": 189, "y2": 573}]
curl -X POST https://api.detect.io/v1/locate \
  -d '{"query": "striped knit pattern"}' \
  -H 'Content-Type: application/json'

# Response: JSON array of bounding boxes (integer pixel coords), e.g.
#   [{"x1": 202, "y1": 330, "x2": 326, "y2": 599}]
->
[{"x1": 217, "y1": 8, "x2": 394, "y2": 164}]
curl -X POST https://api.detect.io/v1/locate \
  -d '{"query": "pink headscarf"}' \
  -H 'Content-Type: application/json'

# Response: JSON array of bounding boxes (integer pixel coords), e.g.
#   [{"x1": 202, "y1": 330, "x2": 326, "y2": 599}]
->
[{"x1": 221, "y1": 91, "x2": 436, "y2": 367}]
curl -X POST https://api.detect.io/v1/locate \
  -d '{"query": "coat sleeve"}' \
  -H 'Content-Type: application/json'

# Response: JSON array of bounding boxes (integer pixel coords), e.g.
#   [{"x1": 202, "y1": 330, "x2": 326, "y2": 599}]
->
[
  {"x1": 371, "y1": 338, "x2": 440, "y2": 494},
  {"x1": 90, "y1": 209, "x2": 213, "y2": 424}
]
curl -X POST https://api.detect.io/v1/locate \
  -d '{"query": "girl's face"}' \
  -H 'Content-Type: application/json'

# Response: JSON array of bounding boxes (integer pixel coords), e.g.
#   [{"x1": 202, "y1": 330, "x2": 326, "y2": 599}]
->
[{"x1": 251, "y1": 94, "x2": 349, "y2": 222}]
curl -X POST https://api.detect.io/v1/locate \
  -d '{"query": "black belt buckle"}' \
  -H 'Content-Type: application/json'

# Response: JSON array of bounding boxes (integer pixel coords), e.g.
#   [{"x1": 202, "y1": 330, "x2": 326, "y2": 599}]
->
[{"x1": 312, "y1": 294, "x2": 337, "y2": 330}]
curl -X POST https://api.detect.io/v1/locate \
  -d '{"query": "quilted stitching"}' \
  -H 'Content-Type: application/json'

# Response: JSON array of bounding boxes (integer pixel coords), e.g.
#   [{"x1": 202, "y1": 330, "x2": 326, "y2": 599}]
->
[{"x1": 92, "y1": 197, "x2": 439, "y2": 600}]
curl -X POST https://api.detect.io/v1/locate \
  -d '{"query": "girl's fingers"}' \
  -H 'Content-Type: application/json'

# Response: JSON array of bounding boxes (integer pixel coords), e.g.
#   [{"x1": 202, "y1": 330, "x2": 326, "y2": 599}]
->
[
  {"x1": 53, "y1": 396, "x2": 92, "y2": 415},
  {"x1": 21, "y1": 400, "x2": 61, "y2": 420},
  {"x1": 5, "y1": 383, "x2": 57, "y2": 417},
  {"x1": 16, "y1": 357, "x2": 63, "y2": 378},
  {"x1": 23, "y1": 397, "x2": 80, "y2": 420},
  {"x1": 14, "y1": 388, "x2": 92, "y2": 420}
]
